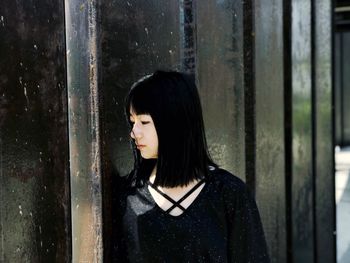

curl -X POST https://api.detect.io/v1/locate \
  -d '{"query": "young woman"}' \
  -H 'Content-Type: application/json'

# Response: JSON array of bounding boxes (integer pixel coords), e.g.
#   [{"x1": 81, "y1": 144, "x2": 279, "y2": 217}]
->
[{"x1": 113, "y1": 71, "x2": 270, "y2": 262}]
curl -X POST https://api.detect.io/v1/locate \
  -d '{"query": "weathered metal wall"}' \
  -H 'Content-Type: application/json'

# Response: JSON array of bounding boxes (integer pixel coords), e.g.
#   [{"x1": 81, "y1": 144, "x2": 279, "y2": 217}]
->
[
  {"x1": 64, "y1": 0, "x2": 103, "y2": 262},
  {"x1": 284, "y1": 0, "x2": 336, "y2": 262},
  {"x1": 335, "y1": 31, "x2": 350, "y2": 146},
  {"x1": 341, "y1": 32, "x2": 350, "y2": 144},
  {"x1": 254, "y1": 1, "x2": 286, "y2": 262},
  {"x1": 85, "y1": 0, "x2": 336, "y2": 262},
  {"x1": 196, "y1": 0, "x2": 245, "y2": 178},
  {"x1": 100, "y1": 0, "x2": 181, "y2": 260},
  {"x1": 0, "y1": 1, "x2": 71, "y2": 262},
  {"x1": 285, "y1": 0, "x2": 336, "y2": 262},
  {"x1": 101, "y1": 0, "x2": 334, "y2": 262},
  {"x1": 0, "y1": 0, "x2": 335, "y2": 262},
  {"x1": 314, "y1": 1, "x2": 336, "y2": 262},
  {"x1": 334, "y1": 33, "x2": 343, "y2": 145},
  {"x1": 290, "y1": 0, "x2": 314, "y2": 262}
]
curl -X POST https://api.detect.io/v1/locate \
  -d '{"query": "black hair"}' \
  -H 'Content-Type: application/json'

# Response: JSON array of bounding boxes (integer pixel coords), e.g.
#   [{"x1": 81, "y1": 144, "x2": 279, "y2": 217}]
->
[{"x1": 125, "y1": 70, "x2": 217, "y2": 188}]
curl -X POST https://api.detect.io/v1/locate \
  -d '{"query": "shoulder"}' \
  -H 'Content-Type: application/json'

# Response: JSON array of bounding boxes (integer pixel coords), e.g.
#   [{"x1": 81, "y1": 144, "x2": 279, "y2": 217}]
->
[
  {"x1": 209, "y1": 167, "x2": 247, "y2": 192},
  {"x1": 208, "y1": 167, "x2": 255, "y2": 208}
]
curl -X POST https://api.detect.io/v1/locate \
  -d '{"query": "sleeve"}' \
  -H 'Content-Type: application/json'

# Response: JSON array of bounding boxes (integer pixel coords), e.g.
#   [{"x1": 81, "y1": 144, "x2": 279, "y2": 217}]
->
[{"x1": 224, "y1": 178, "x2": 271, "y2": 263}]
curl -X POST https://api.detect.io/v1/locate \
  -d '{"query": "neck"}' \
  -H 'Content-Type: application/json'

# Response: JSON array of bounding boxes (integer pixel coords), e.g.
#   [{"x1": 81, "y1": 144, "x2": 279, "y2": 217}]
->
[{"x1": 150, "y1": 165, "x2": 157, "y2": 183}]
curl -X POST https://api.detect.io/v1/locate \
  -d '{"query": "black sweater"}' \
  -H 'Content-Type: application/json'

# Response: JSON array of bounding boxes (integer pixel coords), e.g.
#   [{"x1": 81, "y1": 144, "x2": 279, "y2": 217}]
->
[{"x1": 112, "y1": 168, "x2": 270, "y2": 263}]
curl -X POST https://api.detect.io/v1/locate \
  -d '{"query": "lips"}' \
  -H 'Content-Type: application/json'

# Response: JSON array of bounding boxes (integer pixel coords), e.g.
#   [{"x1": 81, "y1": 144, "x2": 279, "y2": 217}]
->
[{"x1": 136, "y1": 144, "x2": 146, "y2": 149}]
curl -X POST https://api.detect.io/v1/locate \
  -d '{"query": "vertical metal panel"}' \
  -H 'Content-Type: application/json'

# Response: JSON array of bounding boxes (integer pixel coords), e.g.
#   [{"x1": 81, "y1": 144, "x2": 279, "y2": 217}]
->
[
  {"x1": 314, "y1": 0, "x2": 336, "y2": 262},
  {"x1": 100, "y1": 0, "x2": 180, "y2": 177},
  {"x1": 0, "y1": 1, "x2": 70, "y2": 262},
  {"x1": 291, "y1": 0, "x2": 314, "y2": 262},
  {"x1": 334, "y1": 33, "x2": 342, "y2": 145},
  {"x1": 335, "y1": 31, "x2": 350, "y2": 146},
  {"x1": 254, "y1": 1, "x2": 286, "y2": 262},
  {"x1": 342, "y1": 32, "x2": 350, "y2": 145},
  {"x1": 64, "y1": 0, "x2": 103, "y2": 262},
  {"x1": 243, "y1": 0, "x2": 255, "y2": 189},
  {"x1": 196, "y1": 0, "x2": 246, "y2": 179},
  {"x1": 100, "y1": 0, "x2": 181, "y2": 260}
]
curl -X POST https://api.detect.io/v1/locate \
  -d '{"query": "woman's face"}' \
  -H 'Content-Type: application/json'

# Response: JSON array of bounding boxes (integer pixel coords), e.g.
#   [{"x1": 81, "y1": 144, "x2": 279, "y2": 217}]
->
[{"x1": 129, "y1": 109, "x2": 158, "y2": 159}]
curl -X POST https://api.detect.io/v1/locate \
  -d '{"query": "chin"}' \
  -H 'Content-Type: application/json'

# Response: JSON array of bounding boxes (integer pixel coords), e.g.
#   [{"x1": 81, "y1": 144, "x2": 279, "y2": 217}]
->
[
  {"x1": 141, "y1": 153, "x2": 157, "y2": 159},
  {"x1": 141, "y1": 156, "x2": 156, "y2": 159},
  {"x1": 140, "y1": 153, "x2": 151, "y2": 159}
]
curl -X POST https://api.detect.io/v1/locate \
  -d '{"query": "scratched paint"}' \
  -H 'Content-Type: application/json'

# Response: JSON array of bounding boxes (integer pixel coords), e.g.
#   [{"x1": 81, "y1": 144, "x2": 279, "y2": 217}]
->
[
  {"x1": 0, "y1": 0, "x2": 70, "y2": 262},
  {"x1": 65, "y1": 0, "x2": 103, "y2": 262}
]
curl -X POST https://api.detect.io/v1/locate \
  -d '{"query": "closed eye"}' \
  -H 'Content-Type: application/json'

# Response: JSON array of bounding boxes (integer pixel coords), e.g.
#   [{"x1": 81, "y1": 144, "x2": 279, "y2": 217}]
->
[{"x1": 129, "y1": 121, "x2": 150, "y2": 125}]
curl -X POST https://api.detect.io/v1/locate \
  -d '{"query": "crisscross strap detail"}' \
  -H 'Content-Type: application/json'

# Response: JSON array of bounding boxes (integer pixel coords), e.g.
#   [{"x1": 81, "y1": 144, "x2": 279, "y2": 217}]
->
[{"x1": 147, "y1": 179, "x2": 206, "y2": 214}]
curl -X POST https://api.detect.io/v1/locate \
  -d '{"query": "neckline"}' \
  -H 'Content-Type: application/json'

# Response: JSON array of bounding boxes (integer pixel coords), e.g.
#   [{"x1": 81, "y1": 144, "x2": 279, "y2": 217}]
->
[{"x1": 144, "y1": 177, "x2": 211, "y2": 219}]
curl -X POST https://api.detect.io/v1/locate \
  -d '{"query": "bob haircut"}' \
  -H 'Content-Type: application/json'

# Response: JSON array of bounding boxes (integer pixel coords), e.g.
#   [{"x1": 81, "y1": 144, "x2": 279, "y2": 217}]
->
[{"x1": 125, "y1": 70, "x2": 217, "y2": 188}]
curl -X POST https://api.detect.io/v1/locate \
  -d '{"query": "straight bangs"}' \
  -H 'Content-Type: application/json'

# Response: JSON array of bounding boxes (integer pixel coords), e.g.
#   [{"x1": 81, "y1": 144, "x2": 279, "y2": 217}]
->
[
  {"x1": 125, "y1": 71, "x2": 217, "y2": 188},
  {"x1": 125, "y1": 76, "x2": 154, "y2": 119}
]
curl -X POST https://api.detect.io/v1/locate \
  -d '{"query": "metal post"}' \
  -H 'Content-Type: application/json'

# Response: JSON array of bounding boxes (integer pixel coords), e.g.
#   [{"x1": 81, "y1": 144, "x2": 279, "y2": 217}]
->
[{"x1": 64, "y1": 0, "x2": 103, "y2": 261}]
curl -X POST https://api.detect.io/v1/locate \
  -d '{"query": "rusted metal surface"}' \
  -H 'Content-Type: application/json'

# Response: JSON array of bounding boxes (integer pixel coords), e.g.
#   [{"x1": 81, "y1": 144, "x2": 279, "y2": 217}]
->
[
  {"x1": 196, "y1": 0, "x2": 246, "y2": 179},
  {"x1": 64, "y1": 0, "x2": 103, "y2": 261},
  {"x1": 291, "y1": 0, "x2": 314, "y2": 262},
  {"x1": 0, "y1": 0, "x2": 71, "y2": 262},
  {"x1": 314, "y1": 1, "x2": 336, "y2": 262},
  {"x1": 254, "y1": 1, "x2": 287, "y2": 262}
]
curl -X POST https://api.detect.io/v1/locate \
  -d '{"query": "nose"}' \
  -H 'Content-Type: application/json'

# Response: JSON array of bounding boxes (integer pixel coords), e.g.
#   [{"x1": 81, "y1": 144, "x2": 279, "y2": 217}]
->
[{"x1": 130, "y1": 123, "x2": 142, "y2": 139}]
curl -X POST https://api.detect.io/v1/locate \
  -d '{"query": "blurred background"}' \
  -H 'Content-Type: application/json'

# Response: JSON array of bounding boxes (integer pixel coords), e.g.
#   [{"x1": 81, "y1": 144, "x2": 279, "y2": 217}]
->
[{"x1": 335, "y1": 1, "x2": 350, "y2": 262}]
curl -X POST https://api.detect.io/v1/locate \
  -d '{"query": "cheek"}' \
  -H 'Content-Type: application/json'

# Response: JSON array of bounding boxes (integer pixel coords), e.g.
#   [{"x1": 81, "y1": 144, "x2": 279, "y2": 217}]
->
[
  {"x1": 153, "y1": 136, "x2": 159, "y2": 149},
  {"x1": 151, "y1": 129, "x2": 158, "y2": 148}
]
